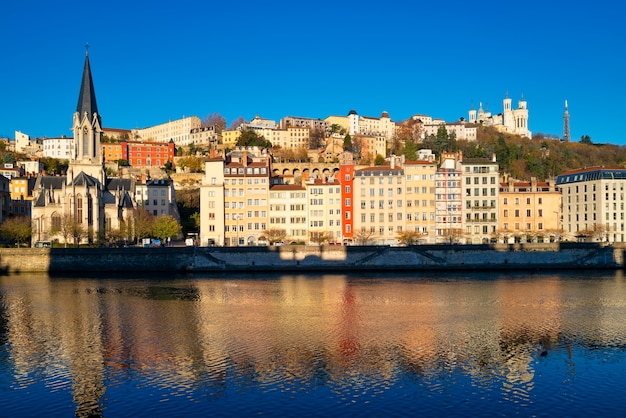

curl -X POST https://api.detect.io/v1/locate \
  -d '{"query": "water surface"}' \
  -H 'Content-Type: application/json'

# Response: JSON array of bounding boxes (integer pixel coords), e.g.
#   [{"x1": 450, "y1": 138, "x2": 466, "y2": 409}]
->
[{"x1": 1, "y1": 271, "x2": 625, "y2": 417}]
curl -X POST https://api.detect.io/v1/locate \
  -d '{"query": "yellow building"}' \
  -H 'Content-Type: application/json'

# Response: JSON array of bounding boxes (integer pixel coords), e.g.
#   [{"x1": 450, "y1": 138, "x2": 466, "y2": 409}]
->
[
  {"x1": 324, "y1": 115, "x2": 349, "y2": 133},
  {"x1": 221, "y1": 129, "x2": 241, "y2": 150},
  {"x1": 403, "y1": 159, "x2": 437, "y2": 243},
  {"x1": 499, "y1": 177, "x2": 561, "y2": 243},
  {"x1": 269, "y1": 126, "x2": 310, "y2": 149},
  {"x1": 223, "y1": 147, "x2": 271, "y2": 246}
]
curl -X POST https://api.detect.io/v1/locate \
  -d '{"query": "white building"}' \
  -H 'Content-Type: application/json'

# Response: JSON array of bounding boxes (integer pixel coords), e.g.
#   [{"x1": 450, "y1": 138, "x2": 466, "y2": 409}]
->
[
  {"x1": 556, "y1": 167, "x2": 626, "y2": 243},
  {"x1": 305, "y1": 176, "x2": 342, "y2": 244},
  {"x1": 269, "y1": 184, "x2": 308, "y2": 243},
  {"x1": 18, "y1": 160, "x2": 44, "y2": 176},
  {"x1": 15, "y1": 131, "x2": 31, "y2": 153},
  {"x1": 468, "y1": 93, "x2": 531, "y2": 138},
  {"x1": 42, "y1": 136, "x2": 74, "y2": 159},
  {"x1": 134, "y1": 178, "x2": 179, "y2": 219}
]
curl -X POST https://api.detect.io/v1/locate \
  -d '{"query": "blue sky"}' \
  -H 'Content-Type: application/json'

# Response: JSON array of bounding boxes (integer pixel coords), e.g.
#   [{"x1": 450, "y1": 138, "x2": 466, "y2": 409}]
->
[{"x1": 1, "y1": 0, "x2": 625, "y2": 145}]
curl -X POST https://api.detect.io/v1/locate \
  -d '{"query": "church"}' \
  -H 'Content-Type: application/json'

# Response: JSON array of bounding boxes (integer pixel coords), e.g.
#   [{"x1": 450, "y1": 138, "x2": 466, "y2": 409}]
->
[
  {"x1": 32, "y1": 50, "x2": 136, "y2": 246},
  {"x1": 468, "y1": 93, "x2": 531, "y2": 138}
]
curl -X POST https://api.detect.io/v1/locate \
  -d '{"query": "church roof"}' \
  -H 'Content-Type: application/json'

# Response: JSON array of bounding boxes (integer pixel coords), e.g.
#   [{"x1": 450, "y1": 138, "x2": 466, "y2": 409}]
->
[
  {"x1": 34, "y1": 175, "x2": 66, "y2": 190},
  {"x1": 32, "y1": 176, "x2": 67, "y2": 207},
  {"x1": 76, "y1": 50, "x2": 99, "y2": 119},
  {"x1": 70, "y1": 171, "x2": 98, "y2": 187},
  {"x1": 106, "y1": 177, "x2": 134, "y2": 191}
]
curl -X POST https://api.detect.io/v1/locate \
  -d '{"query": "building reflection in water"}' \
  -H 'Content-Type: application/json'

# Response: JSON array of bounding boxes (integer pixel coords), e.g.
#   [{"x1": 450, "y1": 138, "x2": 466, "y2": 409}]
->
[{"x1": 1, "y1": 271, "x2": 626, "y2": 415}]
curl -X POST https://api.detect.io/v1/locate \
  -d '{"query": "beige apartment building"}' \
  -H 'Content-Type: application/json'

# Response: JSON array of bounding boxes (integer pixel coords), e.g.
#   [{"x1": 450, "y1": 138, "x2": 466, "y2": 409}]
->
[
  {"x1": 269, "y1": 184, "x2": 307, "y2": 243},
  {"x1": 404, "y1": 159, "x2": 437, "y2": 242},
  {"x1": 556, "y1": 167, "x2": 626, "y2": 243},
  {"x1": 353, "y1": 162, "x2": 405, "y2": 245},
  {"x1": 223, "y1": 147, "x2": 271, "y2": 246},
  {"x1": 268, "y1": 126, "x2": 310, "y2": 149},
  {"x1": 460, "y1": 154, "x2": 499, "y2": 244},
  {"x1": 423, "y1": 121, "x2": 478, "y2": 141},
  {"x1": 279, "y1": 116, "x2": 329, "y2": 132},
  {"x1": 499, "y1": 177, "x2": 561, "y2": 243},
  {"x1": 435, "y1": 152, "x2": 463, "y2": 243},
  {"x1": 200, "y1": 158, "x2": 226, "y2": 246},
  {"x1": 133, "y1": 116, "x2": 201, "y2": 146},
  {"x1": 358, "y1": 135, "x2": 387, "y2": 162},
  {"x1": 325, "y1": 110, "x2": 396, "y2": 140},
  {"x1": 189, "y1": 126, "x2": 221, "y2": 149},
  {"x1": 305, "y1": 177, "x2": 342, "y2": 244}
]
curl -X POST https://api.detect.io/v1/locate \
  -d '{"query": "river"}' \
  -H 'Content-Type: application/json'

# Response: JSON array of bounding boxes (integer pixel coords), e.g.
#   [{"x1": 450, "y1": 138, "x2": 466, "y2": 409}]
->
[{"x1": 1, "y1": 270, "x2": 626, "y2": 417}]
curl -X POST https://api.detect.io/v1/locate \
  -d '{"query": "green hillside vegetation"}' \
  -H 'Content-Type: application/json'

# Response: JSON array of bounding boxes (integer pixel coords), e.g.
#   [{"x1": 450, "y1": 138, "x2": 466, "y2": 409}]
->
[{"x1": 413, "y1": 126, "x2": 626, "y2": 180}]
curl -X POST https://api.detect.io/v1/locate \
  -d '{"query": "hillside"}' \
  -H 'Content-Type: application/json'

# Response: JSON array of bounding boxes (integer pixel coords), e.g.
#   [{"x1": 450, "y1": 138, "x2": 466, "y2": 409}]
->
[{"x1": 455, "y1": 126, "x2": 626, "y2": 180}]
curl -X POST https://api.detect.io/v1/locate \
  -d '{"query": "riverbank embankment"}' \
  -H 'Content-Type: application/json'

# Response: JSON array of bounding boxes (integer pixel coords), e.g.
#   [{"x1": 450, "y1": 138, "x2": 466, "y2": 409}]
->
[{"x1": 0, "y1": 242, "x2": 623, "y2": 275}]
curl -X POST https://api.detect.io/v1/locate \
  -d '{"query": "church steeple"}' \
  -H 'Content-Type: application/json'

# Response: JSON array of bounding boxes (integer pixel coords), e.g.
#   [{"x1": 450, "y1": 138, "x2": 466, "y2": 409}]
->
[
  {"x1": 76, "y1": 46, "x2": 99, "y2": 124},
  {"x1": 71, "y1": 46, "x2": 103, "y2": 174}
]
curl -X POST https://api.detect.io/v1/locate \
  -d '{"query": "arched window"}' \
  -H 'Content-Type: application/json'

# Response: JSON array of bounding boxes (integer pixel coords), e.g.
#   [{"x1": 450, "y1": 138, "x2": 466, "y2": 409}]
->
[
  {"x1": 87, "y1": 193, "x2": 93, "y2": 226},
  {"x1": 51, "y1": 212, "x2": 61, "y2": 231},
  {"x1": 76, "y1": 195, "x2": 83, "y2": 223},
  {"x1": 83, "y1": 127, "x2": 89, "y2": 157}
]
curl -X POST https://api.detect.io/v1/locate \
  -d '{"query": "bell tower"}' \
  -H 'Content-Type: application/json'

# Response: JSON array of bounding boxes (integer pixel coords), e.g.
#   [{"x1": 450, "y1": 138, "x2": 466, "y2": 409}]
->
[{"x1": 71, "y1": 46, "x2": 104, "y2": 182}]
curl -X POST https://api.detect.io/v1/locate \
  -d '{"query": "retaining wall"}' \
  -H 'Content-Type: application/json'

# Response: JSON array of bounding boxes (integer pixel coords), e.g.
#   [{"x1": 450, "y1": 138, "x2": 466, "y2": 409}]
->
[{"x1": 0, "y1": 243, "x2": 623, "y2": 275}]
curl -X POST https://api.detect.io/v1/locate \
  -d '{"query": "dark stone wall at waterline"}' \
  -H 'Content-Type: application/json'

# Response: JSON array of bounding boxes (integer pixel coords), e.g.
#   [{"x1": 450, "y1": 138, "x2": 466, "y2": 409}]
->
[{"x1": 0, "y1": 243, "x2": 624, "y2": 275}]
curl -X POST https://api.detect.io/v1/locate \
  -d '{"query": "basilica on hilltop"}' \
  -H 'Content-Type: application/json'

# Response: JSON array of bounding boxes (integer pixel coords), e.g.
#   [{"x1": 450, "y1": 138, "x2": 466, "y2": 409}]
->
[
  {"x1": 32, "y1": 50, "x2": 136, "y2": 245},
  {"x1": 468, "y1": 93, "x2": 531, "y2": 138}
]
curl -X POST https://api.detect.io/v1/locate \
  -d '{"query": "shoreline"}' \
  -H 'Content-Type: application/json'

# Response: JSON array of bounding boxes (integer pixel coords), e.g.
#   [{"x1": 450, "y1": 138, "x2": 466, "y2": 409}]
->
[{"x1": 0, "y1": 242, "x2": 622, "y2": 275}]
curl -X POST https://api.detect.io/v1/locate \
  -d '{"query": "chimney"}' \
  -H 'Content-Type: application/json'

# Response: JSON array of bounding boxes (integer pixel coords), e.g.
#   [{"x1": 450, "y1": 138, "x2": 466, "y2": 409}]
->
[{"x1": 492, "y1": 153, "x2": 497, "y2": 162}]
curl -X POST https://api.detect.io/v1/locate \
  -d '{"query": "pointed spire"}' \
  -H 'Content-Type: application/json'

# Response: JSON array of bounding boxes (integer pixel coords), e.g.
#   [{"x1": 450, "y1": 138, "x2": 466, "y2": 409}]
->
[{"x1": 76, "y1": 46, "x2": 99, "y2": 120}]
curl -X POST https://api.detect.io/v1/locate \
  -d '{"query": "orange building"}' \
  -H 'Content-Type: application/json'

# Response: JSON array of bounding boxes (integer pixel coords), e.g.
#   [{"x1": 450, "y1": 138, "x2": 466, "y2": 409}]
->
[
  {"x1": 499, "y1": 177, "x2": 561, "y2": 242},
  {"x1": 102, "y1": 140, "x2": 176, "y2": 168}
]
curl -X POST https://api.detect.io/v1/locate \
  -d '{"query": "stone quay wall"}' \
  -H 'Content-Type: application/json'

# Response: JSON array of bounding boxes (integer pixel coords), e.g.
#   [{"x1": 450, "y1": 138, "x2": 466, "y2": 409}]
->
[{"x1": 0, "y1": 243, "x2": 624, "y2": 275}]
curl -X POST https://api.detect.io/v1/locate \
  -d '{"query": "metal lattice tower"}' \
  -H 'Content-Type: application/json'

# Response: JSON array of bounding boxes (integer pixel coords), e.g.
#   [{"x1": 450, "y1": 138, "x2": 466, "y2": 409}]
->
[{"x1": 563, "y1": 100, "x2": 570, "y2": 142}]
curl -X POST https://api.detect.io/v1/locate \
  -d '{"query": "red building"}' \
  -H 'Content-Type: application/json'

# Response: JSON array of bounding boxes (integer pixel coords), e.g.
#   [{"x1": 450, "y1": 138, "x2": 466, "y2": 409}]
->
[
  {"x1": 102, "y1": 140, "x2": 176, "y2": 168},
  {"x1": 340, "y1": 163, "x2": 355, "y2": 244}
]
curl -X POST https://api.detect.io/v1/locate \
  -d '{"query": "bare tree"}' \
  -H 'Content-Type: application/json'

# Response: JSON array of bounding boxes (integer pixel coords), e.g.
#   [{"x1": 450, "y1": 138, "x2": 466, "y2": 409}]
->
[
  {"x1": 309, "y1": 231, "x2": 330, "y2": 245},
  {"x1": 397, "y1": 230, "x2": 422, "y2": 245},
  {"x1": 50, "y1": 215, "x2": 78, "y2": 248},
  {"x1": 354, "y1": 229, "x2": 376, "y2": 245},
  {"x1": 308, "y1": 128, "x2": 325, "y2": 150},
  {"x1": 229, "y1": 116, "x2": 246, "y2": 130},
  {"x1": 578, "y1": 223, "x2": 610, "y2": 242},
  {"x1": 263, "y1": 228, "x2": 287, "y2": 245},
  {"x1": 70, "y1": 221, "x2": 86, "y2": 247},
  {"x1": 202, "y1": 112, "x2": 226, "y2": 133}
]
